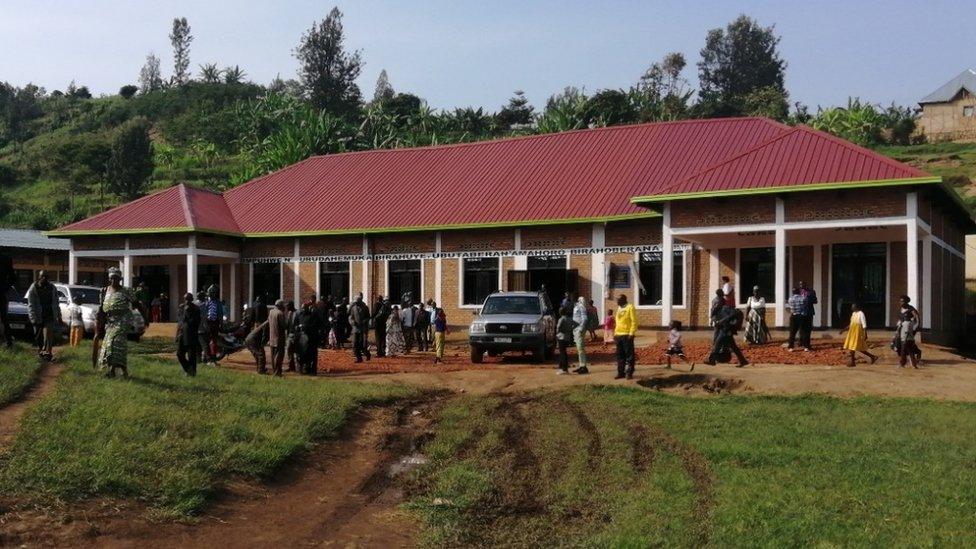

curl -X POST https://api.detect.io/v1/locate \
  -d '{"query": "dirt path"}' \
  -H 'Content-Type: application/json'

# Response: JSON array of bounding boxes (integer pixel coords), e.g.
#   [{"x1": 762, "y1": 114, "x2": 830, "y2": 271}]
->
[
  {"x1": 1, "y1": 397, "x2": 444, "y2": 548},
  {"x1": 0, "y1": 362, "x2": 61, "y2": 448}
]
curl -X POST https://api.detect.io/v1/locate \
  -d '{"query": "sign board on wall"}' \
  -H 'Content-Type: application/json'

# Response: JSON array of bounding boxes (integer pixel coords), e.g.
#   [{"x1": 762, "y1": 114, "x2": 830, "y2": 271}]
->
[{"x1": 609, "y1": 264, "x2": 631, "y2": 288}]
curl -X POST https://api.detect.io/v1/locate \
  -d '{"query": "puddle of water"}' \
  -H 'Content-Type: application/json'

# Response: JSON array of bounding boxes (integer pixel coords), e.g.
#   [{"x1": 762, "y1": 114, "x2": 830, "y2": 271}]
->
[{"x1": 389, "y1": 453, "x2": 428, "y2": 477}]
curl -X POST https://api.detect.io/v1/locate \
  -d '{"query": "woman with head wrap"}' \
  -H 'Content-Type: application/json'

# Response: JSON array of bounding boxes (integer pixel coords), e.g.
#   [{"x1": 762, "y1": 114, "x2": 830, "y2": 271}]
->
[
  {"x1": 744, "y1": 286, "x2": 770, "y2": 344},
  {"x1": 98, "y1": 267, "x2": 144, "y2": 378}
]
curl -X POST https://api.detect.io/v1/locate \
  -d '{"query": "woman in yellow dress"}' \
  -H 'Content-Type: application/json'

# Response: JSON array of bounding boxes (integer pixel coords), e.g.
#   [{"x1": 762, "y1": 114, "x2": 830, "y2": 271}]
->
[{"x1": 838, "y1": 302, "x2": 878, "y2": 368}]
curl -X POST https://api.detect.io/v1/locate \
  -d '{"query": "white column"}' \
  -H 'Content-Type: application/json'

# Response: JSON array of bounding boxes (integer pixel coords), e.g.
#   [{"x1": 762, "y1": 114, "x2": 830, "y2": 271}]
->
[
  {"x1": 361, "y1": 235, "x2": 370, "y2": 302},
  {"x1": 513, "y1": 228, "x2": 527, "y2": 270},
  {"x1": 122, "y1": 237, "x2": 133, "y2": 287},
  {"x1": 906, "y1": 193, "x2": 920, "y2": 311},
  {"x1": 591, "y1": 223, "x2": 606, "y2": 318},
  {"x1": 774, "y1": 198, "x2": 786, "y2": 327},
  {"x1": 434, "y1": 231, "x2": 443, "y2": 306},
  {"x1": 229, "y1": 262, "x2": 238, "y2": 321},
  {"x1": 186, "y1": 234, "x2": 198, "y2": 296},
  {"x1": 314, "y1": 261, "x2": 321, "y2": 299},
  {"x1": 708, "y1": 248, "x2": 719, "y2": 298},
  {"x1": 186, "y1": 253, "x2": 198, "y2": 296},
  {"x1": 67, "y1": 246, "x2": 78, "y2": 285},
  {"x1": 293, "y1": 238, "x2": 301, "y2": 304},
  {"x1": 661, "y1": 203, "x2": 674, "y2": 327},
  {"x1": 812, "y1": 244, "x2": 823, "y2": 328}
]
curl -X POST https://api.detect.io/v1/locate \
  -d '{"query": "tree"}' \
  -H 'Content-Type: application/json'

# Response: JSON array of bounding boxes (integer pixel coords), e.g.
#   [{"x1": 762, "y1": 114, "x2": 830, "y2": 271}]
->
[
  {"x1": 169, "y1": 17, "x2": 193, "y2": 86},
  {"x1": 697, "y1": 15, "x2": 787, "y2": 117},
  {"x1": 585, "y1": 89, "x2": 637, "y2": 127},
  {"x1": 198, "y1": 63, "x2": 222, "y2": 84},
  {"x1": 65, "y1": 80, "x2": 92, "y2": 99},
  {"x1": 496, "y1": 90, "x2": 535, "y2": 128},
  {"x1": 294, "y1": 7, "x2": 364, "y2": 118},
  {"x1": 105, "y1": 117, "x2": 154, "y2": 200},
  {"x1": 138, "y1": 53, "x2": 164, "y2": 94},
  {"x1": 119, "y1": 85, "x2": 139, "y2": 99},
  {"x1": 373, "y1": 69, "x2": 394, "y2": 103},
  {"x1": 742, "y1": 85, "x2": 789, "y2": 121},
  {"x1": 223, "y1": 65, "x2": 247, "y2": 84},
  {"x1": 537, "y1": 87, "x2": 589, "y2": 134},
  {"x1": 269, "y1": 74, "x2": 304, "y2": 98}
]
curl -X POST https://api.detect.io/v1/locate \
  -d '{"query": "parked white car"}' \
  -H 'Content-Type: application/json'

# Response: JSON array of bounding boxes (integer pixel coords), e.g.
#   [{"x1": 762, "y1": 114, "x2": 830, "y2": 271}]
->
[{"x1": 53, "y1": 283, "x2": 146, "y2": 340}]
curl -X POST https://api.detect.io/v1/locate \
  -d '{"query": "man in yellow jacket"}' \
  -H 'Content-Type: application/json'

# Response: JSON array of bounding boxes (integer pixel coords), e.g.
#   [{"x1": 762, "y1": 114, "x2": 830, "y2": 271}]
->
[{"x1": 613, "y1": 294, "x2": 638, "y2": 379}]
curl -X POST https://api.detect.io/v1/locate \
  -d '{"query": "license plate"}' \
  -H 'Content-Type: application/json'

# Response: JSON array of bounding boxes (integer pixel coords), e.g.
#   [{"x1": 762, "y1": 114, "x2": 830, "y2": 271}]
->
[
  {"x1": 494, "y1": 337, "x2": 512, "y2": 343},
  {"x1": 10, "y1": 322, "x2": 25, "y2": 330}
]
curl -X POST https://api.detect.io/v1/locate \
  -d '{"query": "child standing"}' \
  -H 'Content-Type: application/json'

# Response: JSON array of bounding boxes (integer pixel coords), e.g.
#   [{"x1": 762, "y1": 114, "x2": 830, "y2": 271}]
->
[
  {"x1": 327, "y1": 312, "x2": 338, "y2": 349},
  {"x1": 555, "y1": 305, "x2": 577, "y2": 375},
  {"x1": 839, "y1": 302, "x2": 878, "y2": 368},
  {"x1": 68, "y1": 295, "x2": 85, "y2": 347},
  {"x1": 433, "y1": 308, "x2": 449, "y2": 364},
  {"x1": 664, "y1": 320, "x2": 693, "y2": 371},
  {"x1": 602, "y1": 309, "x2": 616, "y2": 348}
]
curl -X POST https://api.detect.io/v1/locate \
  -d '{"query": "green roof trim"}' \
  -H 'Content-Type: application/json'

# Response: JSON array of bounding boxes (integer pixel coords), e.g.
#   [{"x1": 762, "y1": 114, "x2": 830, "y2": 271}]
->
[
  {"x1": 45, "y1": 212, "x2": 660, "y2": 240},
  {"x1": 629, "y1": 176, "x2": 942, "y2": 204},
  {"x1": 241, "y1": 212, "x2": 659, "y2": 238},
  {"x1": 45, "y1": 227, "x2": 243, "y2": 238}
]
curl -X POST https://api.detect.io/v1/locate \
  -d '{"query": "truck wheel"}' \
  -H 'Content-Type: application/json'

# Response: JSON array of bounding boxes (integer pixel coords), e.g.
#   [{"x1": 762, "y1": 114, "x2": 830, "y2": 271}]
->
[{"x1": 470, "y1": 345, "x2": 484, "y2": 363}]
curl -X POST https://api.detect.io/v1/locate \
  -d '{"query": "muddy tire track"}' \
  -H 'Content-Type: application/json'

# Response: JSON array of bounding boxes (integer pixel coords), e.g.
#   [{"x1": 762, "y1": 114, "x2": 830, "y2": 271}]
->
[
  {"x1": 559, "y1": 398, "x2": 603, "y2": 469},
  {"x1": 497, "y1": 396, "x2": 544, "y2": 515},
  {"x1": 628, "y1": 425, "x2": 655, "y2": 474}
]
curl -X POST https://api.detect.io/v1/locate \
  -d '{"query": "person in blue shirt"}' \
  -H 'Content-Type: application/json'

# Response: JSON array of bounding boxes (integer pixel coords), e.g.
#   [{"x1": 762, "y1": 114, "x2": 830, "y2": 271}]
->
[{"x1": 204, "y1": 285, "x2": 223, "y2": 365}]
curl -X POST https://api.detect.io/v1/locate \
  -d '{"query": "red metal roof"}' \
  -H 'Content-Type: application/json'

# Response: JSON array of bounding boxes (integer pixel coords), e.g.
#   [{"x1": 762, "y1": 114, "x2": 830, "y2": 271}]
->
[
  {"x1": 648, "y1": 125, "x2": 931, "y2": 198},
  {"x1": 52, "y1": 118, "x2": 938, "y2": 237},
  {"x1": 57, "y1": 183, "x2": 240, "y2": 235}
]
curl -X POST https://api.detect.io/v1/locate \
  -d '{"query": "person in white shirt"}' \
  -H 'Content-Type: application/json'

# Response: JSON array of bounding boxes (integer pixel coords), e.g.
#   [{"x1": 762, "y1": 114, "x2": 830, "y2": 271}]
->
[
  {"x1": 68, "y1": 295, "x2": 85, "y2": 347},
  {"x1": 744, "y1": 286, "x2": 770, "y2": 344},
  {"x1": 721, "y1": 276, "x2": 735, "y2": 307}
]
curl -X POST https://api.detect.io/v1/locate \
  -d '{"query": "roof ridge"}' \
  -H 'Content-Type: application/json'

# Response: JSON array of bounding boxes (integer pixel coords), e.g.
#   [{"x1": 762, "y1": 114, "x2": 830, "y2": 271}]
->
[
  {"x1": 177, "y1": 183, "x2": 197, "y2": 229},
  {"x1": 656, "y1": 125, "x2": 799, "y2": 194},
  {"x1": 57, "y1": 184, "x2": 182, "y2": 231}
]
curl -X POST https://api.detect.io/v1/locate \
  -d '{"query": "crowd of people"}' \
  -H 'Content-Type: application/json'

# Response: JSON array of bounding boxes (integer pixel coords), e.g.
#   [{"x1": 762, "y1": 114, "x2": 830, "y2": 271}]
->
[
  {"x1": 236, "y1": 290, "x2": 451, "y2": 377},
  {"x1": 0, "y1": 258, "x2": 933, "y2": 380}
]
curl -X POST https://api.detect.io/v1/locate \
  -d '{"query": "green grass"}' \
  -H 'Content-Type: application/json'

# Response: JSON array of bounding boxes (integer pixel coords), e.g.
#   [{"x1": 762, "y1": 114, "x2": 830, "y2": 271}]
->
[
  {"x1": 409, "y1": 387, "x2": 976, "y2": 547},
  {"x1": 877, "y1": 142, "x2": 976, "y2": 210},
  {"x1": 0, "y1": 346, "x2": 416, "y2": 515},
  {"x1": 0, "y1": 343, "x2": 46, "y2": 406}
]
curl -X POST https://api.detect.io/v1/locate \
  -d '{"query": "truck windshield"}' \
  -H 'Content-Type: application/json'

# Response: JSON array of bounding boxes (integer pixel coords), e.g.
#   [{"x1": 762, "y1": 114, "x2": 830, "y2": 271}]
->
[{"x1": 481, "y1": 296, "x2": 541, "y2": 315}]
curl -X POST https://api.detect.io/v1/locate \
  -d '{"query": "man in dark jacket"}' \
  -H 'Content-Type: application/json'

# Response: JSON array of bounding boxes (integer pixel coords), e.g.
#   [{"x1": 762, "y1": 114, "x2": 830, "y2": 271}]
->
[
  {"x1": 294, "y1": 300, "x2": 322, "y2": 374},
  {"x1": 0, "y1": 253, "x2": 14, "y2": 347},
  {"x1": 175, "y1": 292, "x2": 201, "y2": 376},
  {"x1": 372, "y1": 294, "x2": 389, "y2": 357},
  {"x1": 704, "y1": 305, "x2": 749, "y2": 367},
  {"x1": 26, "y1": 270, "x2": 60, "y2": 360},
  {"x1": 349, "y1": 292, "x2": 371, "y2": 363}
]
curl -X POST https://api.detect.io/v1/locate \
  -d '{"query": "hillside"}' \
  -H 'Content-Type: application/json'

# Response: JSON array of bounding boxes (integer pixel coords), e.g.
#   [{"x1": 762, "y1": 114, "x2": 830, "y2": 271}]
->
[{"x1": 876, "y1": 142, "x2": 976, "y2": 209}]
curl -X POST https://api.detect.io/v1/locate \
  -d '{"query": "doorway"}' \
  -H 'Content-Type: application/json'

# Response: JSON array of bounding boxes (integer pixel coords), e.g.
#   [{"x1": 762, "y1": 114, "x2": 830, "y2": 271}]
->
[
  {"x1": 388, "y1": 260, "x2": 422, "y2": 304},
  {"x1": 526, "y1": 256, "x2": 577, "y2": 310},
  {"x1": 137, "y1": 265, "x2": 170, "y2": 302},
  {"x1": 831, "y1": 243, "x2": 886, "y2": 328}
]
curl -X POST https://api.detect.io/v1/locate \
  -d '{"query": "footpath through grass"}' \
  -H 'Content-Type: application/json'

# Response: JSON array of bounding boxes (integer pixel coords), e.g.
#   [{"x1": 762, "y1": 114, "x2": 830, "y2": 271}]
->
[
  {"x1": 409, "y1": 387, "x2": 976, "y2": 547},
  {"x1": 0, "y1": 346, "x2": 416, "y2": 515},
  {"x1": 0, "y1": 343, "x2": 47, "y2": 406}
]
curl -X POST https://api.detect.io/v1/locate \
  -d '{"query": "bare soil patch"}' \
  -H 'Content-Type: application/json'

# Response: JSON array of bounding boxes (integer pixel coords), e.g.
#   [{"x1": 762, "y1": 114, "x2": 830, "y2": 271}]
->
[
  {"x1": 0, "y1": 395, "x2": 446, "y2": 548},
  {"x1": 0, "y1": 362, "x2": 61, "y2": 448}
]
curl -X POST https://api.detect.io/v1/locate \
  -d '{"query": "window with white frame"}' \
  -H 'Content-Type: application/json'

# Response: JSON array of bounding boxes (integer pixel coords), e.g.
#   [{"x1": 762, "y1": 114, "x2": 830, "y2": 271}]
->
[
  {"x1": 462, "y1": 257, "x2": 499, "y2": 305},
  {"x1": 637, "y1": 250, "x2": 683, "y2": 306},
  {"x1": 964, "y1": 106, "x2": 974, "y2": 117}
]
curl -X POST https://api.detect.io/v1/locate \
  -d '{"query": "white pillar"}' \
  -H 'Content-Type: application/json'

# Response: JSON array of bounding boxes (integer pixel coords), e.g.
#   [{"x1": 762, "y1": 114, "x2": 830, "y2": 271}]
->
[
  {"x1": 906, "y1": 222, "x2": 919, "y2": 312},
  {"x1": 186, "y1": 253, "x2": 198, "y2": 296},
  {"x1": 122, "y1": 255, "x2": 133, "y2": 288},
  {"x1": 708, "y1": 248, "x2": 719, "y2": 298},
  {"x1": 774, "y1": 229, "x2": 787, "y2": 327},
  {"x1": 361, "y1": 235, "x2": 370, "y2": 303},
  {"x1": 513, "y1": 228, "x2": 527, "y2": 270},
  {"x1": 774, "y1": 198, "x2": 786, "y2": 327},
  {"x1": 68, "y1": 249, "x2": 78, "y2": 285},
  {"x1": 906, "y1": 192, "x2": 919, "y2": 312},
  {"x1": 812, "y1": 244, "x2": 823, "y2": 328},
  {"x1": 435, "y1": 231, "x2": 443, "y2": 306},
  {"x1": 591, "y1": 223, "x2": 606, "y2": 318},
  {"x1": 293, "y1": 238, "x2": 301, "y2": 304},
  {"x1": 314, "y1": 261, "x2": 321, "y2": 299},
  {"x1": 229, "y1": 263, "x2": 237, "y2": 321},
  {"x1": 661, "y1": 203, "x2": 673, "y2": 327}
]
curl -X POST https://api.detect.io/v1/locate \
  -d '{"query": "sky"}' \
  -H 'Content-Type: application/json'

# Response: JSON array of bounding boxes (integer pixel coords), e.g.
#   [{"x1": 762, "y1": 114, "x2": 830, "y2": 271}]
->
[{"x1": 1, "y1": 0, "x2": 973, "y2": 112}]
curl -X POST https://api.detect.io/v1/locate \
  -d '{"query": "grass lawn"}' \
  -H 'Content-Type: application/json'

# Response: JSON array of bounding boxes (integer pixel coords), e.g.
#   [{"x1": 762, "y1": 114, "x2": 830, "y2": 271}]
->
[
  {"x1": 408, "y1": 387, "x2": 976, "y2": 547},
  {"x1": 0, "y1": 346, "x2": 417, "y2": 515},
  {"x1": 0, "y1": 343, "x2": 47, "y2": 406}
]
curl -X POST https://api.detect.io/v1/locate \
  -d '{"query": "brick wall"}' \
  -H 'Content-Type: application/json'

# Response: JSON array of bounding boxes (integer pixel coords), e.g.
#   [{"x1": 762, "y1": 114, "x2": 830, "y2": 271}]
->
[
  {"x1": 785, "y1": 188, "x2": 905, "y2": 222},
  {"x1": 605, "y1": 218, "x2": 661, "y2": 246},
  {"x1": 671, "y1": 197, "x2": 775, "y2": 228},
  {"x1": 243, "y1": 238, "x2": 293, "y2": 259},
  {"x1": 441, "y1": 258, "x2": 461, "y2": 324},
  {"x1": 570, "y1": 254, "x2": 593, "y2": 300},
  {"x1": 129, "y1": 234, "x2": 187, "y2": 249},
  {"x1": 351, "y1": 261, "x2": 363, "y2": 299},
  {"x1": 521, "y1": 224, "x2": 590, "y2": 249},
  {"x1": 423, "y1": 259, "x2": 437, "y2": 302},
  {"x1": 791, "y1": 246, "x2": 814, "y2": 287},
  {"x1": 441, "y1": 228, "x2": 514, "y2": 252},
  {"x1": 73, "y1": 236, "x2": 127, "y2": 251},
  {"x1": 282, "y1": 262, "x2": 296, "y2": 303},
  {"x1": 373, "y1": 231, "x2": 436, "y2": 254},
  {"x1": 298, "y1": 262, "x2": 316, "y2": 302},
  {"x1": 299, "y1": 235, "x2": 362, "y2": 256},
  {"x1": 197, "y1": 234, "x2": 242, "y2": 253}
]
